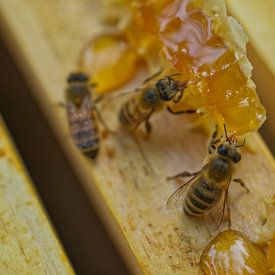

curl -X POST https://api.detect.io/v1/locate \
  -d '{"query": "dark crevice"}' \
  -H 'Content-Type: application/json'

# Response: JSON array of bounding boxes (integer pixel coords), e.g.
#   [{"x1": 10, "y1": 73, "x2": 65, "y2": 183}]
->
[{"x1": 0, "y1": 37, "x2": 130, "y2": 275}]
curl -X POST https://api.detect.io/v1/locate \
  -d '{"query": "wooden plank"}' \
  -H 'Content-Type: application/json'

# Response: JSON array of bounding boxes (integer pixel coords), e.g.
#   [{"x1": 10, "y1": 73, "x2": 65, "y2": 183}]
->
[
  {"x1": 0, "y1": 1, "x2": 274, "y2": 274},
  {"x1": 226, "y1": 0, "x2": 275, "y2": 151},
  {"x1": 227, "y1": 0, "x2": 275, "y2": 73},
  {"x1": 0, "y1": 116, "x2": 74, "y2": 274}
]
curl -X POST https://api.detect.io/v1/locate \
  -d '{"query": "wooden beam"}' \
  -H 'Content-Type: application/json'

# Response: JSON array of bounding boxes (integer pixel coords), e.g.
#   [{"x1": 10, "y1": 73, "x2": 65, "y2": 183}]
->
[
  {"x1": 0, "y1": 116, "x2": 74, "y2": 274},
  {"x1": 0, "y1": 1, "x2": 274, "y2": 273}
]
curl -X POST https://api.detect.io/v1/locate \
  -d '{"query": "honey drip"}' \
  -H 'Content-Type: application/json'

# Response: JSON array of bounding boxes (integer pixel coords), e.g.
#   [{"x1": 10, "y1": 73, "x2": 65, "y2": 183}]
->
[
  {"x1": 82, "y1": 0, "x2": 266, "y2": 135},
  {"x1": 200, "y1": 230, "x2": 271, "y2": 275},
  {"x1": 81, "y1": 33, "x2": 143, "y2": 93},
  {"x1": 267, "y1": 236, "x2": 275, "y2": 273}
]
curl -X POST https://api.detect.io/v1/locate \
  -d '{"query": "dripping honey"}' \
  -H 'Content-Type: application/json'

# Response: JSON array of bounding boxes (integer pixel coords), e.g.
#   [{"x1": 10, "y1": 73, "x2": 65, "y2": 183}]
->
[{"x1": 82, "y1": 0, "x2": 266, "y2": 135}]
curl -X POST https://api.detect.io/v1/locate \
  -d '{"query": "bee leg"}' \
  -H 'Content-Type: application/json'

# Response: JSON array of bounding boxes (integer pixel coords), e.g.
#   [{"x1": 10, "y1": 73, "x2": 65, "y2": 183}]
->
[
  {"x1": 209, "y1": 124, "x2": 218, "y2": 146},
  {"x1": 173, "y1": 90, "x2": 183, "y2": 103},
  {"x1": 142, "y1": 110, "x2": 155, "y2": 138},
  {"x1": 167, "y1": 106, "x2": 197, "y2": 115},
  {"x1": 208, "y1": 144, "x2": 215, "y2": 154},
  {"x1": 233, "y1": 178, "x2": 250, "y2": 193},
  {"x1": 143, "y1": 68, "x2": 163, "y2": 84},
  {"x1": 93, "y1": 106, "x2": 115, "y2": 134},
  {"x1": 167, "y1": 170, "x2": 200, "y2": 180},
  {"x1": 208, "y1": 125, "x2": 222, "y2": 154},
  {"x1": 145, "y1": 119, "x2": 152, "y2": 134}
]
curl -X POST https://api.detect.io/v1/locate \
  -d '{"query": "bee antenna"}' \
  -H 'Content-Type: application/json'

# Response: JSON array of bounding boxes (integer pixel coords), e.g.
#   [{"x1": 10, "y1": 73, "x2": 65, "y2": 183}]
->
[
  {"x1": 158, "y1": 67, "x2": 164, "y2": 75},
  {"x1": 236, "y1": 138, "x2": 245, "y2": 148},
  {"x1": 223, "y1": 124, "x2": 230, "y2": 143}
]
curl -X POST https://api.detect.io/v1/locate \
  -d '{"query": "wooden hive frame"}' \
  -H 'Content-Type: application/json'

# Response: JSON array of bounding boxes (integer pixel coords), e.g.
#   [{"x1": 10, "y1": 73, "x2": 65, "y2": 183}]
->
[
  {"x1": 0, "y1": 116, "x2": 74, "y2": 274},
  {"x1": 0, "y1": 0, "x2": 274, "y2": 274}
]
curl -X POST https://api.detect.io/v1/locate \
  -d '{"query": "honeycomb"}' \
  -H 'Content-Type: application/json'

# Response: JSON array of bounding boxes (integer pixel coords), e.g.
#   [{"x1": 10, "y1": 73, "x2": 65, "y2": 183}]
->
[
  {"x1": 267, "y1": 235, "x2": 275, "y2": 273},
  {"x1": 82, "y1": 0, "x2": 266, "y2": 136}
]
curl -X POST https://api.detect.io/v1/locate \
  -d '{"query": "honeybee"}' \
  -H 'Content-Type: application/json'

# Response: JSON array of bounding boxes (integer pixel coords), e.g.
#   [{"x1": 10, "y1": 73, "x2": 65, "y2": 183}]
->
[
  {"x1": 167, "y1": 125, "x2": 249, "y2": 228},
  {"x1": 66, "y1": 72, "x2": 107, "y2": 159},
  {"x1": 119, "y1": 70, "x2": 197, "y2": 133}
]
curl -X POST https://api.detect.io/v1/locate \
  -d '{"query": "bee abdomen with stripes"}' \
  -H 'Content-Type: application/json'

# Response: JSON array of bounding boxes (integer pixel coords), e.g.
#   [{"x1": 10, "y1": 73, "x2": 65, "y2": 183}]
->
[
  {"x1": 184, "y1": 179, "x2": 221, "y2": 216},
  {"x1": 119, "y1": 97, "x2": 153, "y2": 131},
  {"x1": 66, "y1": 72, "x2": 100, "y2": 159}
]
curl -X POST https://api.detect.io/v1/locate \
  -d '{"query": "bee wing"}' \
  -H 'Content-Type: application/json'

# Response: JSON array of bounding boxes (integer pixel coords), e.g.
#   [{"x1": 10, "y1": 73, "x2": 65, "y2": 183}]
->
[
  {"x1": 67, "y1": 96, "x2": 93, "y2": 136},
  {"x1": 110, "y1": 89, "x2": 140, "y2": 99},
  {"x1": 143, "y1": 68, "x2": 163, "y2": 84},
  {"x1": 101, "y1": 88, "x2": 141, "y2": 109},
  {"x1": 166, "y1": 166, "x2": 208, "y2": 210},
  {"x1": 205, "y1": 178, "x2": 231, "y2": 230},
  {"x1": 81, "y1": 95, "x2": 92, "y2": 113},
  {"x1": 68, "y1": 96, "x2": 91, "y2": 120},
  {"x1": 67, "y1": 101, "x2": 78, "y2": 122}
]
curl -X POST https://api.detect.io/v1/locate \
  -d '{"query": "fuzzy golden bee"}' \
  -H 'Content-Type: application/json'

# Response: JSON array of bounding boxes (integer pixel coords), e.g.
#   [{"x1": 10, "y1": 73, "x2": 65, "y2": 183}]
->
[
  {"x1": 65, "y1": 72, "x2": 105, "y2": 159},
  {"x1": 119, "y1": 70, "x2": 197, "y2": 133},
  {"x1": 167, "y1": 125, "x2": 249, "y2": 228}
]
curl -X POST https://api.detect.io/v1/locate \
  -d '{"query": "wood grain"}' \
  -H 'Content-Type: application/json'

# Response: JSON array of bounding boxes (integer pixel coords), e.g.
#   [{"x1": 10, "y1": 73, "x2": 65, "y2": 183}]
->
[
  {"x1": 0, "y1": 116, "x2": 74, "y2": 274},
  {"x1": 0, "y1": 1, "x2": 274, "y2": 274}
]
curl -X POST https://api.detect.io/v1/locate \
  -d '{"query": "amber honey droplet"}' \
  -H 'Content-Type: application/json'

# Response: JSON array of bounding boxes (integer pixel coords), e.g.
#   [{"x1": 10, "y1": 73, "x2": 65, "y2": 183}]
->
[
  {"x1": 200, "y1": 230, "x2": 270, "y2": 275},
  {"x1": 267, "y1": 235, "x2": 275, "y2": 273},
  {"x1": 0, "y1": 148, "x2": 6, "y2": 157},
  {"x1": 81, "y1": 32, "x2": 142, "y2": 93}
]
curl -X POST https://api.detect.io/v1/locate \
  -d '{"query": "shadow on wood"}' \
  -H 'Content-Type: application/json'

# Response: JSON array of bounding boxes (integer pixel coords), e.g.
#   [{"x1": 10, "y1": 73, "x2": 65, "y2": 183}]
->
[{"x1": 0, "y1": 38, "x2": 130, "y2": 275}]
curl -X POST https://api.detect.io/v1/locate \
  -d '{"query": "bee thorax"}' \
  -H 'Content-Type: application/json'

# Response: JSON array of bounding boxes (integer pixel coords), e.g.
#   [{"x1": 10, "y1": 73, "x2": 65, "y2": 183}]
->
[{"x1": 208, "y1": 156, "x2": 232, "y2": 182}]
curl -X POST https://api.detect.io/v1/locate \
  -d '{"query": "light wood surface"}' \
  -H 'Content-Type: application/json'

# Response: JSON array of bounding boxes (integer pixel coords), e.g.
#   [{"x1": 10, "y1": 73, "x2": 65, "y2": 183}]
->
[
  {"x1": 227, "y1": 0, "x2": 275, "y2": 151},
  {"x1": 227, "y1": 0, "x2": 275, "y2": 73},
  {"x1": 0, "y1": 1, "x2": 274, "y2": 274},
  {"x1": 0, "y1": 116, "x2": 74, "y2": 274}
]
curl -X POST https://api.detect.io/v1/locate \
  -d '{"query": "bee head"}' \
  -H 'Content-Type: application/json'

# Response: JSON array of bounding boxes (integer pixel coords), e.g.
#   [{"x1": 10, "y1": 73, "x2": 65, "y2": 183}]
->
[
  {"x1": 155, "y1": 76, "x2": 186, "y2": 101},
  {"x1": 67, "y1": 72, "x2": 89, "y2": 83},
  {"x1": 217, "y1": 124, "x2": 245, "y2": 163},
  {"x1": 66, "y1": 73, "x2": 91, "y2": 103},
  {"x1": 143, "y1": 88, "x2": 159, "y2": 108},
  {"x1": 217, "y1": 143, "x2": 241, "y2": 163}
]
